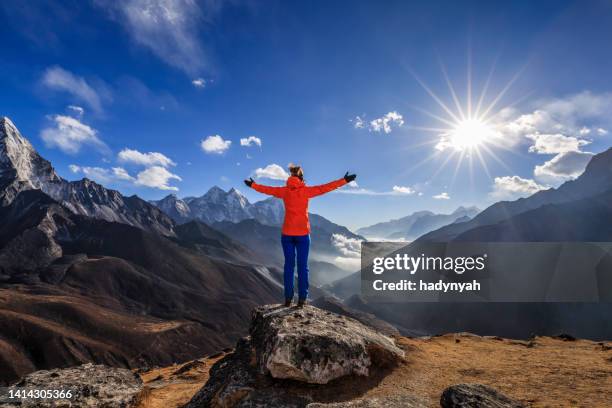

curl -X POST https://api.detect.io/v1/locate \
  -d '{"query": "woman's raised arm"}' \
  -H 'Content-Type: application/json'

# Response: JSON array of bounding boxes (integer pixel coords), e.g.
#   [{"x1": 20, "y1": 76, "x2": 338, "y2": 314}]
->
[{"x1": 305, "y1": 172, "x2": 356, "y2": 198}]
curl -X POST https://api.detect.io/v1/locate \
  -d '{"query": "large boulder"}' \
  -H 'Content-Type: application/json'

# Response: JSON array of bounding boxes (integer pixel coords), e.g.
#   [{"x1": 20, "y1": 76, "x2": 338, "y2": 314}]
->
[
  {"x1": 440, "y1": 383, "x2": 525, "y2": 408},
  {"x1": 186, "y1": 304, "x2": 405, "y2": 408},
  {"x1": 250, "y1": 304, "x2": 404, "y2": 384},
  {"x1": 1, "y1": 363, "x2": 143, "y2": 408}
]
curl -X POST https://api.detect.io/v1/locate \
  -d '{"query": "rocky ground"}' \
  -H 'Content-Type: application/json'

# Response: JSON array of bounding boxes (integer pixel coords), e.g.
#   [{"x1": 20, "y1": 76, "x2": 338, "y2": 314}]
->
[
  {"x1": 4, "y1": 305, "x2": 611, "y2": 407},
  {"x1": 133, "y1": 333, "x2": 611, "y2": 408}
]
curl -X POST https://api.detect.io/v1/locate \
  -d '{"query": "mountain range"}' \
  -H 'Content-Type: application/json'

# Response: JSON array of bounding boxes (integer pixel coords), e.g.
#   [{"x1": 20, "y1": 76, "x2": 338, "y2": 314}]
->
[
  {"x1": 0, "y1": 117, "x2": 175, "y2": 236},
  {"x1": 356, "y1": 206, "x2": 480, "y2": 240},
  {"x1": 150, "y1": 186, "x2": 364, "y2": 275}
]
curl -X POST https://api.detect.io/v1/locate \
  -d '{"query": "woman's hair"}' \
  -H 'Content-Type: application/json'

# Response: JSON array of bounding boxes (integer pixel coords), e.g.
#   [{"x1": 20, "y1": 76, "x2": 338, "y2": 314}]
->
[{"x1": 288, "y1": 164, "x2": 304, "y2": 180}]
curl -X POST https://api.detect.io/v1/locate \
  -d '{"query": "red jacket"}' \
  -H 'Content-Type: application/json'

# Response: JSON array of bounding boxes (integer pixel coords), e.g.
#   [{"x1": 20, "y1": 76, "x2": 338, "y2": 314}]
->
[{"x1": 252, "y1": 176, "x2": 347, "y2": 235}]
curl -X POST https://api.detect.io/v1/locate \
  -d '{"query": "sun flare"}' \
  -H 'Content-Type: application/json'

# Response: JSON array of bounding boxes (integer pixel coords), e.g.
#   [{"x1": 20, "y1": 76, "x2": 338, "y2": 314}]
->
[{"x1": 449, "y1": 118, "x2": 494, "y2": 151}]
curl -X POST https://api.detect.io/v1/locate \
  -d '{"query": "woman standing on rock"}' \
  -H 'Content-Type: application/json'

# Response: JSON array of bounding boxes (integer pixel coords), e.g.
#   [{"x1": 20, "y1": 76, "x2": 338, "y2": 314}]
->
[{"x1": 245, "y1": 164, "x2": 356, "y2": 308}]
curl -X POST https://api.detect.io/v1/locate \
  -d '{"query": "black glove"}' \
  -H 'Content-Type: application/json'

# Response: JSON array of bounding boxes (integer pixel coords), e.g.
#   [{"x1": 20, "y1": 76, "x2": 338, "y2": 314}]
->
[
  {"x1": 244, "y1": 177, "x2": 254, "y2": 187},
  {"x1": 344, "y1": 172, "x2": 357, "y2": 183}
]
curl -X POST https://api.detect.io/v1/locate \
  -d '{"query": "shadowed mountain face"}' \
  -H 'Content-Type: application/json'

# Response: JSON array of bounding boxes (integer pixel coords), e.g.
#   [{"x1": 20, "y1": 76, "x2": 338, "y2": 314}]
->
[
  {"x1": 0, "y1": 117, "x2": 175, "y2": 236},
  {"x1": 357, "y1": 207, "x2": 480, "y2": 240}
]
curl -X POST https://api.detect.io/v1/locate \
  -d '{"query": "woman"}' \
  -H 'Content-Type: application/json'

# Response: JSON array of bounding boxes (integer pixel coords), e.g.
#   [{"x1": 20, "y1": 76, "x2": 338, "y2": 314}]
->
[{"x1": 245, "y1": 165, "x2": 356, "y2": 307}]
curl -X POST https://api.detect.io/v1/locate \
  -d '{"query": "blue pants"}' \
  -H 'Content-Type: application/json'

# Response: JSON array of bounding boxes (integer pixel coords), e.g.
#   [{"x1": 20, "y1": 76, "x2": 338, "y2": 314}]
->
[{"x1": 281, "y1": 234, "x2": 310, "y2": 300}]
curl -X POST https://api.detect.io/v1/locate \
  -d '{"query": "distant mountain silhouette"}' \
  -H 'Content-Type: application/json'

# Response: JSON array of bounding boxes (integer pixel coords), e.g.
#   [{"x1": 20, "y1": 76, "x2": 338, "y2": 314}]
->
[{"x1": 357, "y1": 206, "x2": 480, "y2": 240}]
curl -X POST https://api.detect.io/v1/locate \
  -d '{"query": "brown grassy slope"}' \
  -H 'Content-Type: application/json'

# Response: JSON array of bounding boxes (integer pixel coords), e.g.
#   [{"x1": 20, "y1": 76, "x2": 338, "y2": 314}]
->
[{"x1": 138, "y1": 334, "x2": 612, "y2": 408}]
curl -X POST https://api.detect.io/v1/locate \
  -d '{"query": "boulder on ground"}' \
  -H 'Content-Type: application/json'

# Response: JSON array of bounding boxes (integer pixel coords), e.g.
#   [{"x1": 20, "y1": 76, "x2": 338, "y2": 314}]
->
[
  {"x1": 251, "y1": 304, "x2": 404, "y2": 384},
  {"x1": 440, "y1": 383, "x2": 525, "y2": 408},
  {"x1": 2, "y1": 363, "x2": 143, "y2": 408},
  {"x1": 186, "y1": 304, "x2": 405, "y2": 408}
]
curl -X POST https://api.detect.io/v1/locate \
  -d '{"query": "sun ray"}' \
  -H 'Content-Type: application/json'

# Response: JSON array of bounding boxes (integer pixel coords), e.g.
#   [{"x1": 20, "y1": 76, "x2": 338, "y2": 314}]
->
[
  {"x1": 450, "y1": 149, "x2": 467, "y2": 186},
  {"x1": 438, "y1": 56, "x2": 466, "y2": 121},
  {"x1": 409, "y1": 70, "x2": 463, "y2": 124},
  {"x1": 474, "y1": 147, "x2": 492, "y2": 179},
  {"x1": 479, "y1": 63, "x2": 527, "y2": 120},
  {"x1": 474, "y1": 52, "x2": 500, "y2": 118},
  {"x1": 403, "y1": 125, "x2": 450, "y2": 133},
  {"x1": 429, "y1": 149, "x2": 457, "y2": 181},
  {"x1": 467, "y1": 40, "x2": 473, "y2": 118},
  {"x1": 409, "y1": 105, "x2": 458, "y2": 128}
]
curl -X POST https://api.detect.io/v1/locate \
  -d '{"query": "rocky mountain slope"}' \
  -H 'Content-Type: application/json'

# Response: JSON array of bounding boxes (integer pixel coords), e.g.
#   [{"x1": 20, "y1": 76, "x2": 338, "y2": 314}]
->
[
  {"x1": 357, "y1": 206, "x2": 480, "y2": 240},
  {"x1": 0, "y1": 117, "x2": 175, "y2": 236}
]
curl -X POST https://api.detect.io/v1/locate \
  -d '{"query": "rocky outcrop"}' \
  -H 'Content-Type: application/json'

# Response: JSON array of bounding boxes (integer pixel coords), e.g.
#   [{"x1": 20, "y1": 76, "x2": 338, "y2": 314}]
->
[
  {"x1": 251, "y1": 305, "x2": 404, "y2": 384},
  {"x1": 440, "y1": 383, "x2": 525, "y2": 408},
  {"x1": 186, "y1": 304, "x2": 405, "y2": 408},
  {"x1": 2, "y1": 363, "x2": 143, "y2": 407}
]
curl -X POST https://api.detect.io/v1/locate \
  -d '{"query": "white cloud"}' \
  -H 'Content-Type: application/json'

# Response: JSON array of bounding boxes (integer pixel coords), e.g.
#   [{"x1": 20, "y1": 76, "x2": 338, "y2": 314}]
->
[
  {"x1": 392, "y1": 185, "x2": 415, "y2": 195},
  {"x1": 69, "y1": 163, "x2": 180, "y2": 191},
  {"x1": 135, "y1": 165, "x2": 182, "y2": 191},
  {"x1": 118, "y1": 148, "x2": 176, "y2": 167},
  {"x1": 369, "y1": 111, "x2": 404, "y2": 134},
  {"x1": 42, "y1": 66, "x2": 106, "y2": 114},
  {"x1": 67, "y1": 105, "x2": 84, "y2": 117},
  {"x1": 97, "y1": 0, "x2": 217, "y2": 75},
  {"x1": 40, "y1": 115, "x2": 108, "y2": 154},
  {"x1": 112, "y1": 167, "x2": 135, "y2": 181},
  {"x1": 494, "y1": 92, "x2": 612, "y2": 149},
  {"x1": 490, "y1": 176, "x2": 546, "y2": 200},
  {"x1": 192, "y1": 78, "x2": 206, "y2": 88},
  {"x1": 597, "y1": 128, "x2": 608, "y2": 135},
  {"x1": 331, "y1": 233, "x2": 362, "y2": 257},
  {"x1": 336, "y1": 185, "x2": 418, "y2": 196},
  {"x1": 534, "y1": 150, "x2": 594, "y2": 184},
  {"x1": 352, "y1": 116, "x2": 365, "y2": 129},
  {"x1": 331, "y1": 233, "x2": 362, "y2": 270},
  {"x1": 201, "y1": 135, "x2": 231, "y2": 154},
  {"x1": 253, "y1": 164, "x2": 289, "y2": 180},
  {"x1": 69, "y1": 164, "x2": 135, "y2": 184},
  {"x1": 527, "y1": 133, "x2": 590, "y2": 154},
  {"x1": 68, "y1": 165, "x2": 114, "y2": 184},
  {"x1": 352, "y1": 112, "x2": 404, "y2": 133},
  {"x1": 432, "y1": 192, "x2": 450, "y2": 200},
  {"x1": 240, "y1": 136, "x2": 262, "y2": 147}
]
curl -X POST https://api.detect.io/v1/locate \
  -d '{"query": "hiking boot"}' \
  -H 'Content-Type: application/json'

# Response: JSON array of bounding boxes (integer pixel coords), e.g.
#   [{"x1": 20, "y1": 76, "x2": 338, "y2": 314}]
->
[
  {"x1": 284, "y1": 298, "x2": 292, "y2": 307},
  {"x1": 297, "y1": 298, "x2": 306, "y2": 308}
]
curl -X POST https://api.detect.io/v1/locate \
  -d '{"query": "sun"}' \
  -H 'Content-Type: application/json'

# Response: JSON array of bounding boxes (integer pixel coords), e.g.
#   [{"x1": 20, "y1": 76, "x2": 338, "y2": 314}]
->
[{"x1": 449, "y1": 118, "x2": 494, "y2": 151}]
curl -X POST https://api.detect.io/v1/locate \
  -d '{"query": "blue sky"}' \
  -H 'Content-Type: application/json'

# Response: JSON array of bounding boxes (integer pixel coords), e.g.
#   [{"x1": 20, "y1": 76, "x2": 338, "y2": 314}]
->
[{"x1": 1, "y1": 0, "x2": 611, "y2": 229}]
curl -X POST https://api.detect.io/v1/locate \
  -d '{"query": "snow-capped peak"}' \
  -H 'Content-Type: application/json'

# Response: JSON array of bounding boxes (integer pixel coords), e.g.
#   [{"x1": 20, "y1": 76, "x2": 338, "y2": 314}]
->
[{"x1": 1, "y1": 117, "x2": 61, "y2": 196}]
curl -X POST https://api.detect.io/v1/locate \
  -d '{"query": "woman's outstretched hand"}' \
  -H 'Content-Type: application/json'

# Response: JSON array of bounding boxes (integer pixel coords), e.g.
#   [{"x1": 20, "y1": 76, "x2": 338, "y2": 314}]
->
[
  {"x1": 344, "y1": 172, "x2": 357, "y2": 183},
  {"x1": 244, "y1": 177, "x2": 254, "y2": 187}
]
